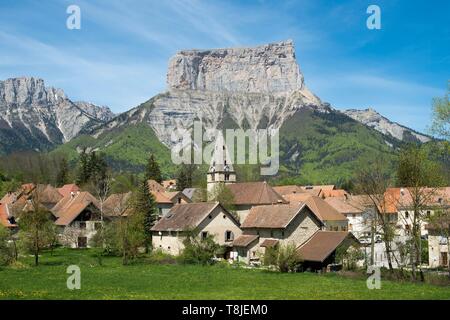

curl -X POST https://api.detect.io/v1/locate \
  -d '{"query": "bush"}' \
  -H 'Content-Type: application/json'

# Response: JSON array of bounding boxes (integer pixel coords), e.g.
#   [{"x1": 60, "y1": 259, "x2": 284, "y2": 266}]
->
[
  {"x1": 335, "y1": 245, "x2": 364, "y2": 271},
  {"x1": 180, "y1": 230, "x2": 221, "y2": 265},
  {"x1": 0, "y1": 226, "x2": 15, "y2": 266},
  {"x1": 147, "y1": 249, "x2": 178, "y2": 265},
  {"x1": 263, "y1": 244, "x2": 299, "y2": 273}
]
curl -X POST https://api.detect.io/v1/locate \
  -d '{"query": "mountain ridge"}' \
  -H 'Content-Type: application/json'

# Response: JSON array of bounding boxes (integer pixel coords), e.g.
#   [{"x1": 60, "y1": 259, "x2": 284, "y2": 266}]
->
[{"x1": 0, "y1": 77, "x2": 114, "y2": 154}]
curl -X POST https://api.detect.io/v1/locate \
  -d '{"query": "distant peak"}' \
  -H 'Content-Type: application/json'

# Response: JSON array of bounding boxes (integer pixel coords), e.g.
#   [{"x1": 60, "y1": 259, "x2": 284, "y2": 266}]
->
[{"x1": 167, "y1": 40, "x2": 303, "y2": 94}]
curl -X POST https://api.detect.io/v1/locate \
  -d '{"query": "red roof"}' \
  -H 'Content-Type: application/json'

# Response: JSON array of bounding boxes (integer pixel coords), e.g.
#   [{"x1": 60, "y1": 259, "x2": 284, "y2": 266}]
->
[
  {"x1": 57, "y1": 184, "x2": 80, "y2": 198},
  {"x1": 0, "y1": 203, "x2": 15, "y2": 228},
  {"x1": 226, "y1": 182, "x2": 287, "y2": 205}
]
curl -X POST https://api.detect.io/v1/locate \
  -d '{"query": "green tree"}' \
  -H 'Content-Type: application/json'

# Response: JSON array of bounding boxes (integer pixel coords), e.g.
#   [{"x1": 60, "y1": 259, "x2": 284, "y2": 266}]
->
[
  {"x1": 145, "y1": 154, "x2": 162, "y2": 183},
  {"x1": 397, "y1": 144, "x2": 444, "y2": 281},
  {"x1": 56, "y1": 157, "x2": 70, "y2": 187},
  {"x1": 0, "y1": 226, "x2": 15, "y2": 266},
  {"x1": 176, "y1": 164, "x2": 193, "y2": 191},
  {"x1": 18, "y1": 200, "x2": 56, "y2": 266},
  {"x1": 263, "y1": 243, "x2": 299, "y2": 272},
  {"x1": 209, "y1": 183, "x2": 238, "y2": 220},
  {"x1": 76, "y1": 148, "x2": 90, "y2": 185},
  {"x1": 116, "y1": 212, "x2": 146, "y2": 265},
  {"x1": 133, "y1": 179, "x2": 158, "y2": 253},
  {"x1": 429, "y1": 87, "x2": 449, "y2": 141}
]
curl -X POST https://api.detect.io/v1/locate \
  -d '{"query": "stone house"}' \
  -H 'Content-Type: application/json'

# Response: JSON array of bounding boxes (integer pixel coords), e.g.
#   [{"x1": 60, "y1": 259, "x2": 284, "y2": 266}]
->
[
  {"x1": 283, "y1": 193, "x2": 348, "y2": 231},
  {"x1": 225, "y1": 181, "x2": 288, "y2": 222},
  {"x1": 148, "y1": 179, "x2": 191, "y2": 217},
  {"x1": 51, "y1": 191, "x2": 102, "y2": 248},
  {"x1": 233, "y1": 202, "x2": 323, "y2": 264},
  {"x1": 151, "y1": 202, "x2": 242, "y2": 256}
]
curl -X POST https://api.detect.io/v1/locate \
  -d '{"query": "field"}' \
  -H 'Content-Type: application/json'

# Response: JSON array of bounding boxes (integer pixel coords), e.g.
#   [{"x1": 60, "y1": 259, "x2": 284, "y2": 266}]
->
[{"x1": 0, "y1": 249, "x2": 449, "y2": 300}]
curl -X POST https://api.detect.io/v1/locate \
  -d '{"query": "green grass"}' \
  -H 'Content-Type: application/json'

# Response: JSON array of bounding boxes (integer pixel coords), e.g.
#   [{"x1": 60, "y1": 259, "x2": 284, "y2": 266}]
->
[{"x1": 0, "y1": 249, "x2": 449, "y2": 300}]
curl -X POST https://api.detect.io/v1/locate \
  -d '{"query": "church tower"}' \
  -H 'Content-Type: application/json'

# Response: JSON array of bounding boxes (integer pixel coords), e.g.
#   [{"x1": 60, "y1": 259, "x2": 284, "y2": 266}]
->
[{"x1": 207, "y1": 133, "x2": 236, "y2": 197}]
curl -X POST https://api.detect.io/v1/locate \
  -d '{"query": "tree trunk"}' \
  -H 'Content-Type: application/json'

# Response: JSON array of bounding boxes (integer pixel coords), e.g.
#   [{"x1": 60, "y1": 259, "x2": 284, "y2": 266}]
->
[{"x1": 370, "y1": 220, "x2": 375, "y2": 266}]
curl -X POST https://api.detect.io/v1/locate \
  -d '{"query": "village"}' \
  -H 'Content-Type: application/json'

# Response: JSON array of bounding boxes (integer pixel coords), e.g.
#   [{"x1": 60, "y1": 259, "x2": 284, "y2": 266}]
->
[{"x1": 1, "y1": 140, "x2": 449, "y2": 275}]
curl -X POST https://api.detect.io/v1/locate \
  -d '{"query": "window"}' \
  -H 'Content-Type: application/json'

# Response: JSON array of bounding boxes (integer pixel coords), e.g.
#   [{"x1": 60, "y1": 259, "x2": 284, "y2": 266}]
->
[
  {"x1": 79, "y1": 222, "x2": 86, "y2": 230},
  {"x1": 208, "y1": 215, "x2": 212, "y2": 219},
  {"x1": 405, "y1": 211, "x2": 409, "y2": 219},
  {"x1": 177, "y1": 197, "x2": 181, "y2": 204},
  {"x1": 341, "y1": 226, "x2": 347, "y2": 231},
  {"x1": 94, "y1": 222, "x2": 102, "y2": 230},
  {"x1": 223, "y1": 215, "x2": 226, "y2": 219},
  {"x1": 349, "y1": 223, "x2": 353, "y2": 231},
  {"x1": 225, "y1": 231, "x2": 234, "y2": 242},
  {"x1": 352, "y1": 214, "x2": 356, "y2": 218},
  {"x1": 281, "y1": 231, "x2": 285, "y2": 237},
  {"x1": 426, "y1": 211, "x2": 431, "y2": 218},
  {"x1": 270, "y1": 230, "x2": 274, "y2": 237},
  {"x1": 201, "y1": 231, "x2": 208, "y2": 240}
]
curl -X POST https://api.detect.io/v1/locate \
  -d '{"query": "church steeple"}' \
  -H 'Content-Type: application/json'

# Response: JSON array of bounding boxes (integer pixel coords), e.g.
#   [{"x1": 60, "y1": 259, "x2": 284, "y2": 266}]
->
[{"x1": 207, "y1": 133, "x2": 236, "y2": 196}]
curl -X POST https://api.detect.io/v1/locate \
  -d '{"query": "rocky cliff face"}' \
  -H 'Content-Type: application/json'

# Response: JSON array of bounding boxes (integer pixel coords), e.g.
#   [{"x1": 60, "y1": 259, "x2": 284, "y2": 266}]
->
[
  {"x1": 342, "y1": 108, "x2": 431, "y2": 143},
  {"x1": 0, "y1": 77, "x2": 114, "y2": 154},
  {"x1": 167, "y1": 40, "x2": 304, "y2": 94},
  {"x1": 127, "y1": 40, "x2": 324, "y2": 146}
]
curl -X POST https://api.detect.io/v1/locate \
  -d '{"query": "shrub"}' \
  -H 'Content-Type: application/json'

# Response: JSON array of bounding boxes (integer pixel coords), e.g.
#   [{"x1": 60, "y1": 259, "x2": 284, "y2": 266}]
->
[
  {"x1": 147, "y1": 249, "x2": 178, "y2": 265},
  {"x1": 180, "y1": 230, "x2": 221, "y2": 265},
  {"x1": 263, "y1": 243, "x2": 299, "y2": 273},
  {"x1": 0, "y1": 226, "x2": 15, "y2": 266},
  {"x1": 336, "y1": 245, "x2": 364, "y2": 271}
]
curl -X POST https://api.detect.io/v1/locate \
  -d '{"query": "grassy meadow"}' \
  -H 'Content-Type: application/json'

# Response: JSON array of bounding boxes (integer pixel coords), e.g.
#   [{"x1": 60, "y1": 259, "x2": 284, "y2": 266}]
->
[{"x1": 0, "y1": 248, "x2": 449, "y2": 300}]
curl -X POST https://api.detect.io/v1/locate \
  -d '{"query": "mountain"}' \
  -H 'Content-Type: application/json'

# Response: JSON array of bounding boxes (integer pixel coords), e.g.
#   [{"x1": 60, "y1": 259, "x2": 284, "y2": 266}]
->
[
  {"x1": 342, "y1": 108, "x2": 431, "y2": 144},
  {"x1": 47, "y1": 40, "x2": 433, "y2": 182},
  {"x1": 0, "y1": 77, "x2": 114, "y2": 155}
]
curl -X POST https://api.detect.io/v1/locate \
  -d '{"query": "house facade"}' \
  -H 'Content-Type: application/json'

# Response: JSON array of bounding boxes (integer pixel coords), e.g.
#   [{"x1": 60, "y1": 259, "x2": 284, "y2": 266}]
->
[
  {"x1": 51, "y1": 191, "x2": 102, "y2": 248},
  {"x1": 151, "y1": 202, "x2": 242, "y2": 256},
  {"x1": 232, "y1": 202, "x2": 323, "y2": 264}
]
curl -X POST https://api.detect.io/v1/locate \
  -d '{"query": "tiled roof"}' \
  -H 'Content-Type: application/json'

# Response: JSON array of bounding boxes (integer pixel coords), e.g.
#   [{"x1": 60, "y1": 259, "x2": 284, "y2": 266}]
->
[
  {"x1": 319, "y1": 189, "x2": 349, "y2": 199},
  {"x1": 300, "y1": 185, "x2": 335, "y2": 197},
  {"x1": 151, "y1": 202, "x2": 225, "y2": 232},
  {"x1": 325, "y1": 196, "x2": 366, "y2": 214},
  {"x1": 35, "y1": 184, "x2": 63, "y2": 204},
  {"x1": 52, "y1": 192, "x2": 100, "y2": 226},
  {"x1": 103, "y1": 192, "x2": 132, "y2": 217},
  {"x1": 297, "y1": 231, "x2": 357, "y2": 262},
  {"x1": 382, "y1": 187, "x2": 449, "y2": 213},
  {"x1": 151, "y1": 191, "x2": 173, "y2": 204},
  {"x1": 162, "y1": 179, "x2": 177, "y2": 189},
  {"x1": 260, "y1": 239, "x2": 279, "y2": 248},
  {"x1": 233, "y1": 234, "x2": 259, "y2": 247},
  {"x1": 226, "y1": 182, "x2": 287, "y2": 205},
  {"x1": 241, "y1": 202, "x2": 314, "y2": 229},
  {"x1": 57, "y1": 184, "x2": 80, "y2": 198},
  {"x1": 272, "y1": 185, "x2": 305, "y2": 196},
  {"x1": 148, "y1": 180, "x2": 166, "y2": 193},
  {"x1": 284, "y1": 194, "x2": 347, "y2": 221}
]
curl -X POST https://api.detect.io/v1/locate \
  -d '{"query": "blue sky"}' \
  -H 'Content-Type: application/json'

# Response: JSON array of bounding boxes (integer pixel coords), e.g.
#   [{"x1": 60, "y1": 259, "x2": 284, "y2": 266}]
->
[{"x1": 0, "y1": 0, "x2": 448, "y2": 133}]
